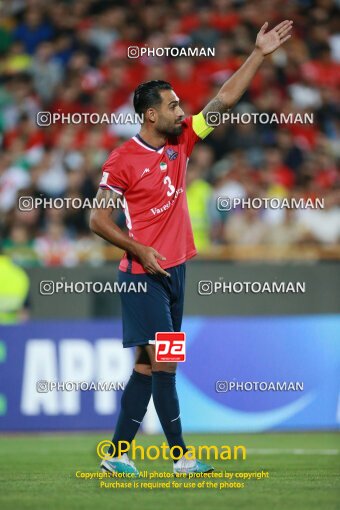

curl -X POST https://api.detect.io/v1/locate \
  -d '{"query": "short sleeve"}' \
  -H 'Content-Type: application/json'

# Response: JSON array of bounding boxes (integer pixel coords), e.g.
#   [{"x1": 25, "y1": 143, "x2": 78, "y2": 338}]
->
[
  {"x1": 99, "y1": 151, "x2": 129, "y2": 195},
  {"x1": 179, "y1": 113, "x2": 214, "y2": 157}
]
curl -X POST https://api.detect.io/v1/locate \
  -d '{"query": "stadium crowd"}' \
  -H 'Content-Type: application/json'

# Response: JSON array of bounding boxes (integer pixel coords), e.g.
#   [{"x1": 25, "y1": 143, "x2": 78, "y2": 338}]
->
[{"x1": 0, "y1": 0, "x2": 339, "y2": 267}]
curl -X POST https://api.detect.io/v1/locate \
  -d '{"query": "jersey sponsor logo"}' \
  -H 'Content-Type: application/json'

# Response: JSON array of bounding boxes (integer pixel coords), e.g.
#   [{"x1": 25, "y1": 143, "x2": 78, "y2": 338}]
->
[
  {"x1": 155, "y1": 332, "x2": 186, "y2": 362},
  {"x1": 166, "y1": 148, "x2": 178, "y2": 160},
  {"x1": 160, "y1": 162, "x2": 167, "y2": 172},
  {"x1": 141, "y1": 168, "x2": 150, "y2": 178},
  {"x1": 150, "y1": 187, "x2": 183, "y2": 215}
]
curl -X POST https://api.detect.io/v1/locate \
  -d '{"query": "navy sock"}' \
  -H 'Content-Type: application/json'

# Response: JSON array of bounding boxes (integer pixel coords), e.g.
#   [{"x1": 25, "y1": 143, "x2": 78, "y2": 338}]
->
[
  {"x1": 152, "y1": 371, "x2": 187, "y2": 460},
  {"x1": 108, "y1": 370, "x2": 152, "y2": 456}
]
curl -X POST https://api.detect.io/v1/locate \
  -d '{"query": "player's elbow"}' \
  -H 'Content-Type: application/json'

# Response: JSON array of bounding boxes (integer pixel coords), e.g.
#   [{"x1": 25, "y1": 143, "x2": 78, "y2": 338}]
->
[{"x1": 217, "y1": 91, "x2": 235, "y2": 110}]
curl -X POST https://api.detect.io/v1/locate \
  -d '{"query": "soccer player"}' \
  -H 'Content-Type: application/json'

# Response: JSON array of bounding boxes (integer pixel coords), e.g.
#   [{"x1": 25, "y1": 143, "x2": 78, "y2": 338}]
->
[{"x1": 90, "y1": 20, "x2": 293, "y2": 475}]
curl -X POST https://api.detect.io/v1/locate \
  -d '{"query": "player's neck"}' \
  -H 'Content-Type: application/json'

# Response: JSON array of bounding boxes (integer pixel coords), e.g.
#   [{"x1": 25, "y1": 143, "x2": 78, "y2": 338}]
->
[{"x1": 138, "y1": 128, "x2": 166, "y2": 150}]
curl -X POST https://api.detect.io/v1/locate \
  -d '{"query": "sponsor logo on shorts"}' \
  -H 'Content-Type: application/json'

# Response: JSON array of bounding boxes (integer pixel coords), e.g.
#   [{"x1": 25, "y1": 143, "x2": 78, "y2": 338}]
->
[{"x1": 155, "y1": 332, "x2": 186, "y2": 362}]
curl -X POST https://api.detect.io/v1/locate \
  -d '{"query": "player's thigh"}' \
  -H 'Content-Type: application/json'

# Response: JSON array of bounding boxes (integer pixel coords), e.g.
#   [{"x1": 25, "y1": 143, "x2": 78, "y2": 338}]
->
[
  {"x1": 118, "y1": 270, "x2": 174, "y2": 348},
  {"x1": 134, "y1": 346, "x2": 152, "y2": 376},
  {"x1": 171, "y1": 299, "x2": 184, "y2": 333},
  {"x1": 145, "y1": 344, "x2": 177, "y2": 373}
]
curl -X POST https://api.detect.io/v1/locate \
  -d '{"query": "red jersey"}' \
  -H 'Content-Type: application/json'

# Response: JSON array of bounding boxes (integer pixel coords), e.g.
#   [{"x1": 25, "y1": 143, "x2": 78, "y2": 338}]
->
[{"x1": 99, "y1": 113, "x2": 213, "y2": 273}]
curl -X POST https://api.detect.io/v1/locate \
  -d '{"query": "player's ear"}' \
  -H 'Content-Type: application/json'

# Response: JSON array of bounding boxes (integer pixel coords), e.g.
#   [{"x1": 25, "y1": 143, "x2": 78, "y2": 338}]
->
[{"x1": 146, "y1": 107, "x2": 157, "y2": 124}]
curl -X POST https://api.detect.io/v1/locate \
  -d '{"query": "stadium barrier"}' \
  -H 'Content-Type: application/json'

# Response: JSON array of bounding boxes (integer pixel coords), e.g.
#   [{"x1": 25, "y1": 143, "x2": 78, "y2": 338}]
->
[{"x1": 0, "y1": 316, "x2": 338, "y2": 432}]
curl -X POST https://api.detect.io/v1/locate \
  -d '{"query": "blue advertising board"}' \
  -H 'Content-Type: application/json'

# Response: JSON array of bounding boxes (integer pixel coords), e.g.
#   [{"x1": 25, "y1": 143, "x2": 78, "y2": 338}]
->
[{"x1": 0, "y1": 316, "x2": 339, "y2": 432}]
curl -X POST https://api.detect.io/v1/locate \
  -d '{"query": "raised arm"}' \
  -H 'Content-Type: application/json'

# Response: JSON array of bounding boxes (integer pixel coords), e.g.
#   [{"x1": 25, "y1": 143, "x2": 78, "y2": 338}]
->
[{"x1": 202, "y1": 20, "x2": 293, "y2": 119}]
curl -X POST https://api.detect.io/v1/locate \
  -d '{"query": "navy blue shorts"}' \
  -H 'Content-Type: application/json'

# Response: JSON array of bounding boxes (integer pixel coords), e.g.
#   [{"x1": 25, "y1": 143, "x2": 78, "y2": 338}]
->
[{"x1": 118, "y1": 263, "x2": 186, "y2": 348}]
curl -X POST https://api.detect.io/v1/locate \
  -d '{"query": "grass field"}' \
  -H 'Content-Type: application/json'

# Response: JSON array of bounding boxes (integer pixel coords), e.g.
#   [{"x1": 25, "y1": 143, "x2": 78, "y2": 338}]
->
[{"x1": 0, "y1": 432, "x2": 339, "y2": 510}]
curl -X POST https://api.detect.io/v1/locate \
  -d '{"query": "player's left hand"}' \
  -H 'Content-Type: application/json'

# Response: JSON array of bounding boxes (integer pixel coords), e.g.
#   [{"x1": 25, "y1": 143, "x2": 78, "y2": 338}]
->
[{"x1": 255, "y1": 20, "x2": 293, "y2": 56}]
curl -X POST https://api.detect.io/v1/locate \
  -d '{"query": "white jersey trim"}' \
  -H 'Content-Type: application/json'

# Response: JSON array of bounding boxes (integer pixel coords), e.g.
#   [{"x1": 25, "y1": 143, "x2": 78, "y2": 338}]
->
[
  {"x1": 132, "y1": 136, "x2": 164, "y2": 154},
  {"x1": 100, "y1": 183, "x2": 124, "y2": 195}
]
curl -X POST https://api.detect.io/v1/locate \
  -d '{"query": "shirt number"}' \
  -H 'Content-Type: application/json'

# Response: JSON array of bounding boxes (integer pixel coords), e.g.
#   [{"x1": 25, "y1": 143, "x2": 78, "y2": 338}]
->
[{"x1": 163, "y1": 176, "x2": 175, "y2": 197}]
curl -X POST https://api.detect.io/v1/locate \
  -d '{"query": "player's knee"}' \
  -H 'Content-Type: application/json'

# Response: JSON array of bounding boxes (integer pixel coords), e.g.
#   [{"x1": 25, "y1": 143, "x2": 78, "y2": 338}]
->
[
  {"x1": 152, "y1": 361, "x2": 177, "y2": 373},
  {"x1": 134, "y1": 364, "x2": 152, "y2": 376}
]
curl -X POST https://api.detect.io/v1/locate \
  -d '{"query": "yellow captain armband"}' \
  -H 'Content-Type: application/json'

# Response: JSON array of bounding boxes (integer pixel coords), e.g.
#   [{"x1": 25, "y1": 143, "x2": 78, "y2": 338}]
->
[{"x1": 192, "y1": 111, "x2": 215, "y2": 140}]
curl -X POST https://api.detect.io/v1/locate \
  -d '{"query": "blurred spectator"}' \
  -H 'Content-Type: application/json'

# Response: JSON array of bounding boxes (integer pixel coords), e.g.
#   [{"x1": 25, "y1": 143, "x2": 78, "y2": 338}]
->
[
  {"x1": 1, "y1": 41, "x2": 32, "y2": 75},
  {"x1": 186, "y1": 161, "x2": 213, "y2": 251},
  {"x1": 0, "y1": 152, "x2": 30, "y2": 213},
  {"x1": 12, "y1": 8, "x2": 54, "y2": 55},
  {"x1": 0, "y1": 250, "x2": 30, "y2": 324},
  {"x1": 296, "y1": 192, "x2": 340, "y2": 244},
  {"x1": 224, "y1": 208, "x2": 267, "y2": 245},
  {"x1": 2, "y1": 223, "x2": 39, "y2": 267},
  {"x1": 31, "y1": 42, "x2": 63, "y2": 102},
  {"x1": 34, "y1": 220, "x2": 79, "y2": 266},
  {"x1": 265, "y1": 208, "x2": 309, "y2": 245}
]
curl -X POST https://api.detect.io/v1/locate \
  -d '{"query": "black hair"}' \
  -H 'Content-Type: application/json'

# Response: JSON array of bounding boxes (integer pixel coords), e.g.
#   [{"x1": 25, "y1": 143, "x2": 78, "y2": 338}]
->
[{"x1": 133, "y1": 80, "x2": 172, "y2": 116}]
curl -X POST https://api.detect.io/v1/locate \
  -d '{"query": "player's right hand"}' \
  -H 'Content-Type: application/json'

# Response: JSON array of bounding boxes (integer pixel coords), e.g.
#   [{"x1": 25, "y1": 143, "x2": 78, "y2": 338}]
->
[{"x1": 134, "y1": 246, "x2": 171, "y2": 277}]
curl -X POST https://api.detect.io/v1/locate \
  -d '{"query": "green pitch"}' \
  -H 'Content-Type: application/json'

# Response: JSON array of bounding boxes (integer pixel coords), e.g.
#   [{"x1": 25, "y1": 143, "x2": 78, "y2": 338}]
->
[{"x1": 0, "y1": 432, "x2": 338, "y2": 510}]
